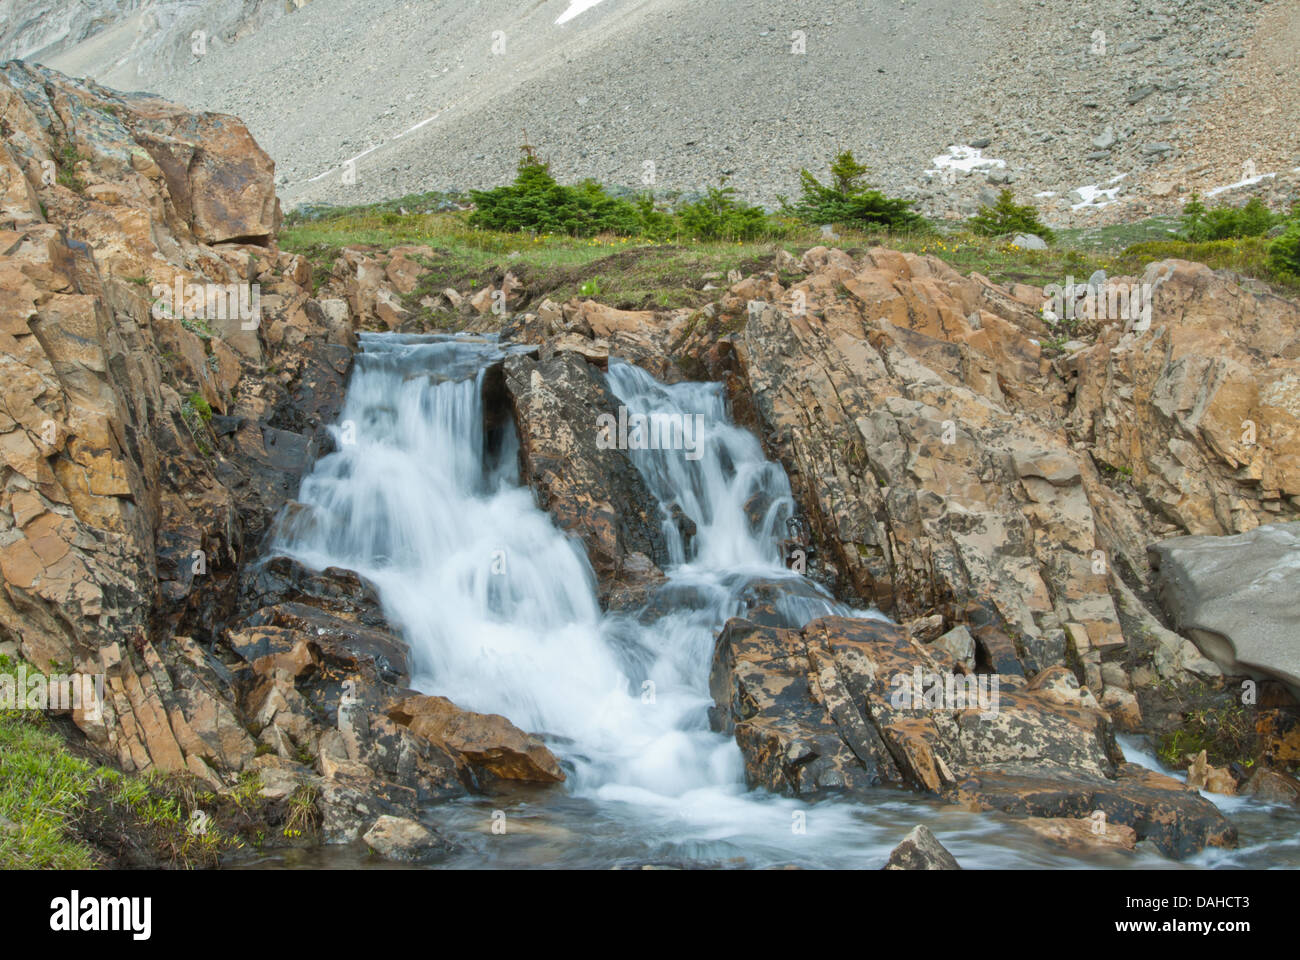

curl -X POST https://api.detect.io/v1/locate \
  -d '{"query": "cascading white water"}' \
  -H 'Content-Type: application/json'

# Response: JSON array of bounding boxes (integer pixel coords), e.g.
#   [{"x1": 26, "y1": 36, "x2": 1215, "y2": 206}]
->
[
  {"x1": 274, "y1": 334, "x2": 849, "y2": 786},
  {"x1": 271, "y1": 335, "x2": 873, "y2": 834},
  {"x1": 265, "y1": 333, "x2": 1299, "y2": 868}
]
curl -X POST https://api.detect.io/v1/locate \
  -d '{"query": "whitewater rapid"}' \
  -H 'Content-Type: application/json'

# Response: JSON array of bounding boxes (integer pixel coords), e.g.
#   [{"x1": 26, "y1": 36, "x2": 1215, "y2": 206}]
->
[{"x1": 271, "y1": 334, "x2": 860, "y2": 797}]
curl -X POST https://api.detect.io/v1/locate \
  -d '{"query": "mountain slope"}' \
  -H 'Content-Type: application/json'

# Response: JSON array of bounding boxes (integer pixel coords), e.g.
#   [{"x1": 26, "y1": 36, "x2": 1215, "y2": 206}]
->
[{"x1": 17, "y1": 0, "x2": 1297, "y2": 222}]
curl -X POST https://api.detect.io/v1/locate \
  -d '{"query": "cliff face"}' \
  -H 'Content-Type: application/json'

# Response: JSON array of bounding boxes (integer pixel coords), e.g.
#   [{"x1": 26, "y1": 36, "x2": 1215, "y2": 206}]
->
[
  {"x1": 0, "y1": 65, "x2": 561, "y2": 854},
  {"x1": 1, "y1": 60, "x2": 337, "y2": 773}
]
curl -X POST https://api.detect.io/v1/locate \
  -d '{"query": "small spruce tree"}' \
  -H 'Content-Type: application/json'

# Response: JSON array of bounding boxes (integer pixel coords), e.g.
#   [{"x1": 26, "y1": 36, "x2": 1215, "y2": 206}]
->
[{"x1": 967, "y1": 189, "x2": 1055, "y2": 243}]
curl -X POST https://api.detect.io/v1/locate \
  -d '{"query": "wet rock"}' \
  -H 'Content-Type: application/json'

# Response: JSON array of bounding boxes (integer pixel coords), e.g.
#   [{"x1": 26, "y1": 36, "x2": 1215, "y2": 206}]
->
[
  {"x1": 238, "y1": 556, "x2": 389, "y2": 628},
  {"x1": 1021, "y1": 815, "x2": 1137, "y2": 851},
  {"x1": 709, "y1": 615, "x2": 1235, "y2": 858},
  {"x1": 1240, "y1": 767, "x2": 1300, "y2": 805},
  {"x1": 362, "y1": 815, "x2": 454, "y2": 862},
  {"x1": 388, "y1": 695, "x2": 565, "y2": 784},
  {"x1": 1185, "y1": 750, "x2": 1237, "y2": 796},
  {"x1": 319, "y1": 777, "x2": 418, "y2": 844},
  {"x1": 502, "y1": 350, "x2": 667, "y2": 603},
  {"x1": 883, "y1": 825, "x2": 961, "y2": 869},
  {"x1": 953, "y1": 764, "x2": 1234, "y2": 859}
]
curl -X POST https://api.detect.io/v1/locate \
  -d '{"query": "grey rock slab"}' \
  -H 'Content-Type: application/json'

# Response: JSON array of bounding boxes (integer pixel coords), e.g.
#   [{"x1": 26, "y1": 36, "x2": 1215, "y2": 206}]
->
[{"x1": 1148, "y1": 524, "x2": 1300, "y2": 694}]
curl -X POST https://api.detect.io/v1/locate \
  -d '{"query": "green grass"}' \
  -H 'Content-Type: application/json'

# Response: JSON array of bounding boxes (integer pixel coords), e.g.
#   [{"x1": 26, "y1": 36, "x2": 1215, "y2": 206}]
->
[
  {"x1": 281, "y1": 205, "x2": 1300, "y2": 326},
  {"x1": 0, "y1": 655, "x2": 258, "y2": 868},
  {"x1": 0, "y1": 710, "x2": 104, "y2": 868},
  {"x1": 0, "y1": 654, "x2": 215, "y2": 869},
  {"x1": 284, "y1": 208, "x2": 819, "y2": 311}
]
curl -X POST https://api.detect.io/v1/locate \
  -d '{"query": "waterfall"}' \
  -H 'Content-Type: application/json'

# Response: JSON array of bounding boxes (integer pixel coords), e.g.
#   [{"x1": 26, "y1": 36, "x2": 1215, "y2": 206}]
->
[
  {"x1": 271, "y1": 333, "x2": 885, "y2": 859},
  {"x1": 259, "y1": 333, "x2": 1296, "y2": 868}
]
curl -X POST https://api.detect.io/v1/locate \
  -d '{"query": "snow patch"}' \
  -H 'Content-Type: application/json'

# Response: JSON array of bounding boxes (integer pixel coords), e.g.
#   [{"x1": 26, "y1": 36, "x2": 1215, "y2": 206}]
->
[
  {"x1": 1071, "y1": 173, "x2": 1127, "y2": 211},
  {"x1": 557, "y1": 0, "x2": 611, "y2": 24},
  {"x1": 1206, "y1": 172, "x2": 1277, "y2": 198},
  {"x1": 928, "y1": 144, "x2": 1006, "y2": 176}
]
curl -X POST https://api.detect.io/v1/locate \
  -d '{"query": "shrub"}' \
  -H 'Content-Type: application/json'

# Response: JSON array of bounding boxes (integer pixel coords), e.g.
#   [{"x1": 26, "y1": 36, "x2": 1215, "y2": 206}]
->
[
  {"x1": 967, "y1": 189, "x2": 1055, "y2": 243},
  {"x1": 1267, "y1": 220, "x2": 1300, "y2": 281},
  {"x1": 783, "y1": 150, "x2": 924, "y2": 231},
  {"x1": 676, "y1": 182, "x2": 774, "y2": 240},
  {"x1": 1179, "y1": 193, "x2": 1281, "y2": 241},
  {"x1": 468, "y1": 145, "x2": 646, "y2": 237}
]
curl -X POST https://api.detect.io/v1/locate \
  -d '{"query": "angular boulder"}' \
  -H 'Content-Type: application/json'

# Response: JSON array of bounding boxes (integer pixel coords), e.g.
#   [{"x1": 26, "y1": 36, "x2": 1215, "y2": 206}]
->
[
  {"x1": 1149, "y1": 523, "x2": 1300, "y2": 695},
  {"x1": 388, "y1": 694, "x2": 565, "y2": 784},
  {"x1": 884, "y1": 825, "x2": 961, "y2": 870}
]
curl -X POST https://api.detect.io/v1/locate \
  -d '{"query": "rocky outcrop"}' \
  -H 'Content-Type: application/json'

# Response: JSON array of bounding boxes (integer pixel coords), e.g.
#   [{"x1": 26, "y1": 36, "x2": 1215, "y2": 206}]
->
[
  {"x1": 502, "y1": 350, "x2": 667, "y2": 604},
  {"x1": 884, "y1": 824, "x2": 961, "y2": 870},
  {"x1": 1067, "y1": 261, "x2": 1300, "y2": 538},
  {"x1": 1149, "y1": 523, "x2": 1300, "y2": 695},
  {"x1": 708, "y1": 614, "x2": 1232, "y2": 857},
  {"x1": 511, "y1": 244, "x2": 1297, "y2": 744},
  {"x1": 0, "y1": 62, "x2": 326, "y2": 769},
  {"x1": 0, "y1": 64, "x2": 563, "y2": 850}
]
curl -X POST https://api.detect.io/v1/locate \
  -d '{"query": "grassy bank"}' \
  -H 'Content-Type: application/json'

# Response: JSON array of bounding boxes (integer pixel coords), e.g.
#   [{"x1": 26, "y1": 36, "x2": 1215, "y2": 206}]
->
[
  {"x1": 282, "y1": 204, "x2": 1299, "y2": 313},
  {"x1": 0, "y1": 656, "x2": 305, "y2": 868}
]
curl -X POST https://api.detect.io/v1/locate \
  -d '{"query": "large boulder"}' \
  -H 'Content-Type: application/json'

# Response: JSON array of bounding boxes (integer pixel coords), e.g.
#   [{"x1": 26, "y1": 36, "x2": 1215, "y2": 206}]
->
[
  {"x1": 1149, "y1": 523, "x2": 1300, "y2": 695},
  {"x1": 387, "y1": 694, "x2": 565, "y2": 784},
  {"x1": 709, "y1": 614, "x2": 1235, "y2": 858}
]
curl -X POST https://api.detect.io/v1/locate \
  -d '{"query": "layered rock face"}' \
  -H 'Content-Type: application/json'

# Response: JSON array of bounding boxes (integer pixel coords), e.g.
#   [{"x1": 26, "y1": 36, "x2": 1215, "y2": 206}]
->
[
  {"x1": 0, "y1": 64, "x2": 561, "y2": 849},
  {"x1": 502, "y1": 350, "x2": 668, "y2": 605},
  {"x1": 709, "y1": 615, "x2": 1232, "y2": 858}
]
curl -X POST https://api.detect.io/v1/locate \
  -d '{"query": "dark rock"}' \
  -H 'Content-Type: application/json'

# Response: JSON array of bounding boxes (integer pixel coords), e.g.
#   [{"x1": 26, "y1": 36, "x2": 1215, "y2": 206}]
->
[
  {"x1": 503, "y1": 351, "x2": 668, "y2": 603},
  {"x1": 884, "y1": 825, "x2": 961, "y2": 869}
]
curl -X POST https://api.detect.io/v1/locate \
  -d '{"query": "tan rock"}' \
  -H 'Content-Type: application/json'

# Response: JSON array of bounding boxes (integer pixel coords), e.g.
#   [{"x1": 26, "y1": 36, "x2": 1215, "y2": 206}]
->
[
  {"x1": 1022, "y1": 815, "x2": 1138, "y2": 850},
  {"x1": 388, "y1": 695, "x2": 565, "y2": 783},
  {"x1": 1186, "y1": 749, "x2": 1237, "y2": 795}
]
